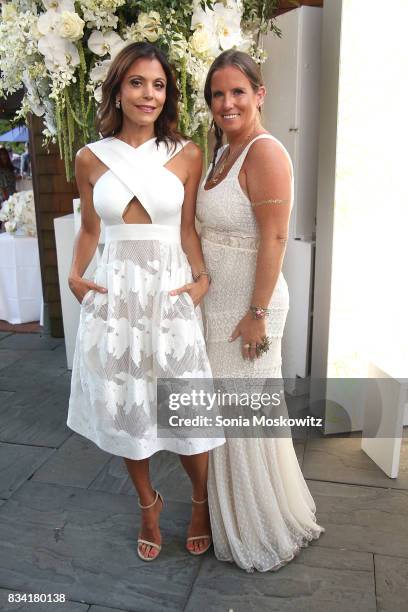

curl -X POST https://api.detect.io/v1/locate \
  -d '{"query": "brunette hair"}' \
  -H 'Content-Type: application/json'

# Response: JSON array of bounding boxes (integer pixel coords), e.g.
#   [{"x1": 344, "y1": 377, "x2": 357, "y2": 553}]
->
[
  {"x1": 0, "y1": 146, "x2": 14, "y2": 172},
  {"x1": 97, "y1": 42, "x2": 181, "y2": 150},
  {"x1": 204, "y1": 50, "x2": 264, "y2": 177}
]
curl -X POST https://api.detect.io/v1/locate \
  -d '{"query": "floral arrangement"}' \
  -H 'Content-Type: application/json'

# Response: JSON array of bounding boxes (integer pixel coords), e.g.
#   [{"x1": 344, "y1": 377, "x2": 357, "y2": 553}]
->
[
  {"x1": 0, "y1": 190, "x2": 37, "y2": 236},
  {"x1": 0, "y1": 1, "x2": 279, "y2": 179}
]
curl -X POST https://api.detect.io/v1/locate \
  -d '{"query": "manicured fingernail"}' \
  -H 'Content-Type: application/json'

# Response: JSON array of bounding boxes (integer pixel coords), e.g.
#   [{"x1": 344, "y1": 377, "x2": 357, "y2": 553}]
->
[
  {"x1": 169, "y1": 291, "x2": 175, "y2": 295},
  {"x1": 228, "y1": 337, "x2": 233, "y2": 342}
]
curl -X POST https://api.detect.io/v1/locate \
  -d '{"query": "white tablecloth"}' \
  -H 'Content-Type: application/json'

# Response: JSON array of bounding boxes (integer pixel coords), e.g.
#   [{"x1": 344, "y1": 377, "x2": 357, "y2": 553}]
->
[{"x1": 0, "y1": 233, "x2": 43, "y2": 324}]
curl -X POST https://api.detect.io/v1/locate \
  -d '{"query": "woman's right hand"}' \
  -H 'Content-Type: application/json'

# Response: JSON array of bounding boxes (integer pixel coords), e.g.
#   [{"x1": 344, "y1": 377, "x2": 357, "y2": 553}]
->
[{"x1": 68, "y1": 274, "x2": 107, "y2": 304}]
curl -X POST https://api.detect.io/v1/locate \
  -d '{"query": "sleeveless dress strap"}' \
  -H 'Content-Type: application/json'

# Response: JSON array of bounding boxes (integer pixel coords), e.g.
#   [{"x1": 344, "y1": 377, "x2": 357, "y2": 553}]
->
[
  {"x1": 165, "y1": 138, "x2": 190, "y2": 163},
  {"x1": 229, "y1": 134, "x2": 292, "y2": 177}
]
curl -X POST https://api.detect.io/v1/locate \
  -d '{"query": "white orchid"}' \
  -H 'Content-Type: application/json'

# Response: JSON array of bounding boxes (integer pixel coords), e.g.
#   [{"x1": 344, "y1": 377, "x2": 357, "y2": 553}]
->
[
  {"x1": 93, "y1": 85, "x2": 103, "y2": 103},
  {"x1": 213, "y1": 2, "x2": 245, "y2": 50},
  {"x1": 42, "y1": 0, "x2": 75, "y2": 12},
  {"x1": 88, "y1": 30, "x2": 125, "y2": 57},
  {"x1": 37, "y1": 10, "x2": 60, "y2": 35},
  {"x1": 90, "y1": 58, "x2": 112, "y2": 83},
  {"x1": 38, "y1": 33, "x2": 80, "y2": 72},
  {"x1": 22, "y1": 72, "x2": 46, "y2": 116},
  {"x1": 191, "y1": 3, "x2": 215, "y2": 33},
  {"x1": 191, "y1": 0, "x2": 247, "y2": 54}
]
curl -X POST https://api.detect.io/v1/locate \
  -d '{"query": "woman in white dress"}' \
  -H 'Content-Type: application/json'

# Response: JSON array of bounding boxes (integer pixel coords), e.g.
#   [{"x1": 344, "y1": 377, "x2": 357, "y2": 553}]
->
[
  {"x1": 67, "y1": 43, "x2": 224, "y2": 561},
  {"x1": 196, "y1": 50, "x2": 325, "y2": 571}
]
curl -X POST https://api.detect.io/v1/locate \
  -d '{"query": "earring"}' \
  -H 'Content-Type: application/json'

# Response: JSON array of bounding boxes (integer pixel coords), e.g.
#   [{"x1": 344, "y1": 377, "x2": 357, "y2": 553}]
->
[{"x1": 115, "y1": 99, "x2": 121, "y2": 109}]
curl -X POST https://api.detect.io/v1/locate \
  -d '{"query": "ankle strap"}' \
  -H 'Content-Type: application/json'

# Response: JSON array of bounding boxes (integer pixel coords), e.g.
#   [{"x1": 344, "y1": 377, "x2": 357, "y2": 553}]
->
[
  {"x1": 191, "y1": 496, "x2": 208, "y2": 505},
  {"x1": 138, "y1": 490, "x2": 161, "y2": 509}
]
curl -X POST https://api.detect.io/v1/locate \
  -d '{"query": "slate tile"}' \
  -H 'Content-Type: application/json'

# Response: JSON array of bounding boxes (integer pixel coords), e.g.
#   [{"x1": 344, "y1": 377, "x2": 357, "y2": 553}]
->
[
  {"x1": 32, "y1": 434, "x2": 111, "y2": 488},
  {"x1": 0, "y1": 589, "x2": 89, "y2": 611},
  {"x1": 0, "y1": 443, "x2": 54, "y2": 499},
  {"x1": 294, "y1": 440, "x2": 305, "y2": 466},
  {"x1": 0, "y1": 481, "x2": 199, "y2": 612},
  {"x1": 0, "y1": 391, "x2": 15, "y2": 408},
  {"x1": 0, "y1": 384, "x2": 71, "y2": 447},
  {"x1": 0, "y1": 332, "x2": 13, "y2": 341},
  {"x1": 307, "y1": 480, "x2": 408, "y2": 558},
  {"x1": 0, "y1": 351, "x2": 28, "y2": 372},
  {"x1": 89, "y1": 451, "x2": 192, "y2": 503},
  {"x1": 89, "y1": 607, "x2": 129, "y2": 612},
  {"x1": 0, "y1": 334, "x2": 63, "y2": 351},
  {"x1": 0, "y1": 347, "x2": 68, "y2": 391},
  {"x1": 374, "y1": 553, "x2": 408, "y2": 612},
  {"x1": 185, "y1": 546, "x2": 375, "y2": 612},
  {"x1": 303, "y1": 437, "x2": 408, "y2": 490}
]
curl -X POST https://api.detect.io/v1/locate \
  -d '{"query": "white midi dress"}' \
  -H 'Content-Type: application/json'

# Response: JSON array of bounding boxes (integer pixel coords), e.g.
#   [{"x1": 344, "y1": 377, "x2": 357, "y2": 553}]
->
[
  {"x1": 67, "y1": 136, "x2": 225, "y2": 460},
  {"x1": 196, "y1": 134, "x2": 325, "y2": 572}
]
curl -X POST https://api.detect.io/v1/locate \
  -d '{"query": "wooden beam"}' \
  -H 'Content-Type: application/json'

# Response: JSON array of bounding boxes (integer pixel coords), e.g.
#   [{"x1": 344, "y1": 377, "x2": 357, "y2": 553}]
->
[{"x1": 276, "y1": 0, "x2": 323, "y2": 16}]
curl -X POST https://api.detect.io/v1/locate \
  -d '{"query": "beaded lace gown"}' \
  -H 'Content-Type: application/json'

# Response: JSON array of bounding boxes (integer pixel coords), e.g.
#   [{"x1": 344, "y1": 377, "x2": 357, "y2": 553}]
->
[
  {"x1": 196, "y1": 134, "x2": 325, "y2": 572},
  {"x1": 67, "y1": 136, "x2": 225, "y2": 460}
]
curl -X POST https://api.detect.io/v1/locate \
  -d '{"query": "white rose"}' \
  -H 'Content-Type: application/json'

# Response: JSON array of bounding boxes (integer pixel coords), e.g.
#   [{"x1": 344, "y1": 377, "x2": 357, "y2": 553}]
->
[
  {"x1": 58, "y1": 11, "x2": 85, "y2": 41},
  {"x1": 189, "y1": 29, "x2": 212, "y2": 58},
  {"x1": 137, "y1": 11, "x2": 163, "y2": 43},
  {"x1": 1, "y1": 3, "x2": 17, "y2": 21}
]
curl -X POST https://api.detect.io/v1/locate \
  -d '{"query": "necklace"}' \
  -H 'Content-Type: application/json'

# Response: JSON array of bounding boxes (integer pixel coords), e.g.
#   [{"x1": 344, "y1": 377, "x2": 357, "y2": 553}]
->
[{"x1": 207, "y1": 128, "x2": 259, "y2": 187}]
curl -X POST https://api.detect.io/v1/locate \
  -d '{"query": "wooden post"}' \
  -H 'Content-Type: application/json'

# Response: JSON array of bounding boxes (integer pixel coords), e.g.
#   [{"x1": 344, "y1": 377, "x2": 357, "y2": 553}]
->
[{"x1": 29, "y1": 114, "x2": 78, "y2": 337}]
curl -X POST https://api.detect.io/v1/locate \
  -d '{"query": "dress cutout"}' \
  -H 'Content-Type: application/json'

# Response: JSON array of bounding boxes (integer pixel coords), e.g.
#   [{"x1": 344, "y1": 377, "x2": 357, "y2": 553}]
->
[
  {"x1": 67, "y1": 136, "x2": 225, "y2": 460},
  {"x1": 196, "y1": 134, "x2": 325, "y2": 572}
]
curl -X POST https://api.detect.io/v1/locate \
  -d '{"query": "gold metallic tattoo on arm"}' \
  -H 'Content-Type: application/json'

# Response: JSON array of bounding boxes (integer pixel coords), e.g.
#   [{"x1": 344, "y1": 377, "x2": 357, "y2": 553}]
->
[{"x1": 251, "y1": 198, "x2": 289, "y2": 208}]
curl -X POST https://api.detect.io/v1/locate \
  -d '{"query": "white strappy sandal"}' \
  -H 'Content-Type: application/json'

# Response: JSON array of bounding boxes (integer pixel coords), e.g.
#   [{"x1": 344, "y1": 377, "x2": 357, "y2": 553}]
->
[
  {"x1": 186, "y1": 496, "x2": 212, "y2": 556},
  {"x1": 137, "y1": 490, "x2": 164, "y2": 562}
]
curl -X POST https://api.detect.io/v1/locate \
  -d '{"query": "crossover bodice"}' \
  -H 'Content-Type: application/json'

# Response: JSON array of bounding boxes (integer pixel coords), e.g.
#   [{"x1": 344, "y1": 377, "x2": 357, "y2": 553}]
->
[{"x1": 86, "y1": 136, "x2": 188, "y2": 227}]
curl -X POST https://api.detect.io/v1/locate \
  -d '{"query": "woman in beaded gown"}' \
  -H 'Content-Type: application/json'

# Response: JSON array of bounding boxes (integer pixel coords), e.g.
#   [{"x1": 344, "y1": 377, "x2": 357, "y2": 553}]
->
[
  {"x1": 196, "y1": 51, "x2": 325, "y2": 572},
  {"x1": 67, "y1": 43, "x2": 225, "y2": 562}
]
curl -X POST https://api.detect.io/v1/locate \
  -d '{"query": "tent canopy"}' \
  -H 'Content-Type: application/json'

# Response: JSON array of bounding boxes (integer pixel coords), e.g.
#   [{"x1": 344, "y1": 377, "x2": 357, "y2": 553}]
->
[{"x1": 0, "y1": 126, "x2": 29, "y2": 142}]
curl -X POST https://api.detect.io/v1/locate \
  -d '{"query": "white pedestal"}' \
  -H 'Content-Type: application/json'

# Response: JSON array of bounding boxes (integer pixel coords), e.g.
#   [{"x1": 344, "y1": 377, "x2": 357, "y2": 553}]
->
[
  {"x1": 54, "y1": 214, "x2": 98, "y2": 369},
  {"x1": 0, "y1": 233, "x2": 43, "y2": 324},
  {"x1": 362, "y1": 356, "x2": 408, "y2": 478}
]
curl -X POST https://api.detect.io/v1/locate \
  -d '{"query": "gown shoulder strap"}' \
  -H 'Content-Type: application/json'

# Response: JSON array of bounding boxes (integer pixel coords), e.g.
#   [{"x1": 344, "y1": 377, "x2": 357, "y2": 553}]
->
[
  {"x1": 231, "y1": 133, "x2": 293, "y2": 176},
  {"x1": 162, "y1": 137, "x2": 191, "y2": 163},
  {"x1": 86, "y1": 137, "x2": 118, "y2": 167}
]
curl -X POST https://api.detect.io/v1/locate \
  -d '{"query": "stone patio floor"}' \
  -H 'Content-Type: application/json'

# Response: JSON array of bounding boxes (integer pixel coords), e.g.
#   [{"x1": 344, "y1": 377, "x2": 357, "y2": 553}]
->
[{"x1": 0, "y1": 331, "x2": 407, "y2": 612}]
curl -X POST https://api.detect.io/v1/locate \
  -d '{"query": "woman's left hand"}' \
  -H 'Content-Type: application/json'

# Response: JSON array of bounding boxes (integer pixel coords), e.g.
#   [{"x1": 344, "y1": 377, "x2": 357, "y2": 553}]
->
[
  {"x1": 169, "y1": 276, "x2": 210, "y2": 307},
  {"x1": 229, "y1": 312, "x2": 267, "y2": 360}
]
